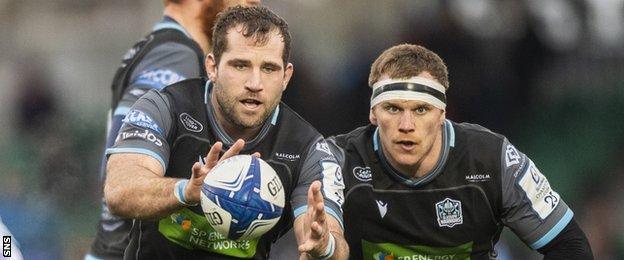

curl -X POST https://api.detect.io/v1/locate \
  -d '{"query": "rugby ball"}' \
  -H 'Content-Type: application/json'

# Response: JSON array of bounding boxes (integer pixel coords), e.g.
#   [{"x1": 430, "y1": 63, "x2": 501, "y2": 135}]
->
[{"x1": 200, "y1": 155, "x2": 285, "y2": 240}]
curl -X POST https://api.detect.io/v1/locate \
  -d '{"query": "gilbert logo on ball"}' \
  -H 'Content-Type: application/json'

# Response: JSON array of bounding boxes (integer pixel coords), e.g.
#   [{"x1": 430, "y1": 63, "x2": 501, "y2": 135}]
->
[{"x1": 201, "y1": 155, "x2": 285, "y2": 240}]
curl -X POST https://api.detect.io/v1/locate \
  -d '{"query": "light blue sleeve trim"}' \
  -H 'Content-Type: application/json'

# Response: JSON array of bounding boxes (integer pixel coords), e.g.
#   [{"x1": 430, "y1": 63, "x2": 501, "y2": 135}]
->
[
  {"x1": 324, "y1": 206, "x2": 344, "y2": 229},
  {"x1": 84, "y1": 253, "x2": 104, "y2": 260},
  {"x1": 530, "y1": 208, "x2": 574, "y2": 249},
  {"x1": 106, "y1": 147, "x2": 167, "y2": 173},
  {"x1": 113, "y1": 106, "x2": 131, "y2": 116},
  {"x1": 293, "y1": 205, "x2": 345, "y2": 229},
  {"x1": 294, "y1": 205, "x2": 307, "y2": 218}
]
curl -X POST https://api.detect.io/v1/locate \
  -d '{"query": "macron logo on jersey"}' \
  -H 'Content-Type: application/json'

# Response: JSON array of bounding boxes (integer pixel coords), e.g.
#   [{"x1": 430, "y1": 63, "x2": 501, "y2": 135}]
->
[
  {"x1": 134, "y1": 69, "x2": 186, "y2": 90},
  {"x1": 376, "y1": 200, "x2": 388, "y2": 219}
]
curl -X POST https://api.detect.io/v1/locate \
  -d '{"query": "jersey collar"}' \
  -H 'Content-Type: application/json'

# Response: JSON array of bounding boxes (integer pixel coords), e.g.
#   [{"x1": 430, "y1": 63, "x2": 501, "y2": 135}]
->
[
  {"x1": 152, "y1": 16, "x2": 192, "y2": 38},
  {"x1": 203, "y1": 80, "x2": 279, "y2": 150},
  {"x1": 373, "y1": 119, "x2": 455, "y2": 187}
]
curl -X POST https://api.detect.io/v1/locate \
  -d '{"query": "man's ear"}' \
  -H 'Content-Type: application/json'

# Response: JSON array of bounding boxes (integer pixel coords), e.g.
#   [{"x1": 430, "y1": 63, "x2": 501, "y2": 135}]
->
[
  {"x1": 282, "y1": 62, "x2": 293, "y2": 91},
  {"x1": 205, "y1": 53, "x2": 217, "y2": 82},
  {"x1": 439, "y1": 109, "x2": 446, "y2": 125},
  {"x1": 369, "y1": 107, "x2": 378, "y2": 125}
]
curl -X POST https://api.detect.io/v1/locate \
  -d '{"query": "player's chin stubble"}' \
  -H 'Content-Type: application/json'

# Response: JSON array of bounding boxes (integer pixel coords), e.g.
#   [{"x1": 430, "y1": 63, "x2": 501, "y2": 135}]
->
[{"x1": 215, "y1": 88, "x2": 280, "y2": 129}]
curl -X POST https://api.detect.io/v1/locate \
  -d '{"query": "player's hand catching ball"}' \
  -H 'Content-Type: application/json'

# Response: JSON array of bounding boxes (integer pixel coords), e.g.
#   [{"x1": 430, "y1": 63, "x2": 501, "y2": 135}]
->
[{"x1": 185, "y1": 139, "x2": 249, "y2": 204}]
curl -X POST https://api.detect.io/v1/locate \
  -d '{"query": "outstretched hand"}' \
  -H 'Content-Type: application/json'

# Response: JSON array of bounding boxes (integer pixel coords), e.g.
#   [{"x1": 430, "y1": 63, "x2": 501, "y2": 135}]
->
[
  {"x1": 298, "y1": 180, "x2": 331, "y2": 258},
  {"x1": 184, "y1": 139, "x2": 250, "y2": 204}
]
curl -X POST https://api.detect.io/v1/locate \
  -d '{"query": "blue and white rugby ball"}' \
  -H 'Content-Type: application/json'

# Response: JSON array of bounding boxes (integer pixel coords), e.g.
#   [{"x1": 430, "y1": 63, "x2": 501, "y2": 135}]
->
[{"x1": 200, "y1": 155, "x2": 285, "y2": 240}]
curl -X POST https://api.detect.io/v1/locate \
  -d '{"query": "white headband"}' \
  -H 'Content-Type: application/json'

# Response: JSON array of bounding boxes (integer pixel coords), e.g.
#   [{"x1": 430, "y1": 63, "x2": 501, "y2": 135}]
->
[{"x1": 370, "y1": 76, "x2": 446, "y2": 110}]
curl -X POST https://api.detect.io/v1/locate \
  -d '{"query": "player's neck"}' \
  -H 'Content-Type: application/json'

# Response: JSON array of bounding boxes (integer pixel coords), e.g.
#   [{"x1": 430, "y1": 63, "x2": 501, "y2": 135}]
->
[
  {"x1": 163, "y1": 7, "x2": 211, "y2": 53},
  {"x1": 221, "y1": 120, "x2": 263, "y2": 143}
]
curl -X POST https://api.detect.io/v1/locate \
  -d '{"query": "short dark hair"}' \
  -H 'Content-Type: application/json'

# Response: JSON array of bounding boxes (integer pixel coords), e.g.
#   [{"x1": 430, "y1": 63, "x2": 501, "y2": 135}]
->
[
  {"x1": 369, "y1": 44, "x2": 449, "y2": 90},
  {"x1": 212, "y1": 6, "x2": 291, "y2": 65}
]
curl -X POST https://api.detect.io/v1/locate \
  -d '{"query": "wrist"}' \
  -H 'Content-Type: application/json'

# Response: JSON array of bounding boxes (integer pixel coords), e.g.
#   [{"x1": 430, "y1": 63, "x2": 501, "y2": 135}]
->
[
  {"x1": 174, "y1": 179, "x2": 198, "y2": 206},
  {"x1": 317, "y1": 232, "x2": 335, "y2": 260}
]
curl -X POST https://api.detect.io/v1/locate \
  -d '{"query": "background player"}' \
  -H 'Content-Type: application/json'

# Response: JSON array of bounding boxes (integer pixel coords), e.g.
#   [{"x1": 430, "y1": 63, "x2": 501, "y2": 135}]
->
[
  {"x1": 87, "y1": 0, "x2": 260, "y2": 259},
  {"x1": 328, "y1": 44, "x2": 593, "y2": 259},
  {"x1": 104, "y1": 6, "x2": 347, "y2": 259}
]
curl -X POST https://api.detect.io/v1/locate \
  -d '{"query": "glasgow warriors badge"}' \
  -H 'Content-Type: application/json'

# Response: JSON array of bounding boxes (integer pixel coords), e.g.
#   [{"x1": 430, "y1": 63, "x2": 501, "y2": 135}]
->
[{"x1": 436, "y1": 198, "x2": 463, "y2": 228}]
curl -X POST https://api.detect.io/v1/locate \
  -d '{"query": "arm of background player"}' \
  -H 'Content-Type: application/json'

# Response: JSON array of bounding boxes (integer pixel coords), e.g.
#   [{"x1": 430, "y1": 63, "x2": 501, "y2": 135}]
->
[
  {"x1": 499, "y1": 139, "x2": 593, "y2": 259},
  {"x1": 292, "y1": 139, "x2": 348, "y2": 259}
]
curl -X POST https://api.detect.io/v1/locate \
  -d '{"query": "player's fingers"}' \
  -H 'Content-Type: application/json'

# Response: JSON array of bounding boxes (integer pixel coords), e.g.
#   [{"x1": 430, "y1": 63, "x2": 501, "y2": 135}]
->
[
  {"x1": 298, "y1": 241, "x2": 314, "y2": 253},
  {"x1": 297, "y1": 244, "x2": 306, "y2": 253},
  {"x1": 312, "y1": 184, "x2": 323, "y2": 206},
  {"x1": 191, "y1": 162, "x2": 210, "y2": 183},
  {"x1": 221, "y1": 139, "x2": 245, "y2": 161},
  {"x1": 192, "y1": 162, "x2": 207, "y2": 179},
  {"x1": 311, "y1": 181, "x2": 323, "y2": 203},
  {"x1": 191, "y1": 162, "x2": 201, "y2": 176},
  {"x1": 313, "y1": 202, "x2": 326, "y2": 223},
  {"x1": 251, "y1": 152, "x2": 261, "y2": 158},
  {"x1": 205, "y1": 142, "x2": 223, "y2": 168},
  {"x1": 310, "y1": 221, "x2": 324, "y2": 239},
  {"x1": 307, "y1": 181, "x2": 316, "y2": 207}
]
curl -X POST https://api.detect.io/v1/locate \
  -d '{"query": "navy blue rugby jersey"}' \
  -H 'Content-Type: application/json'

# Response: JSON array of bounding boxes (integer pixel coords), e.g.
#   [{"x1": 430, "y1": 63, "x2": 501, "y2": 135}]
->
[
  {"x1": 107, "y1": 79, "x2": 345, "y2": 259},
  {"x1": 328, "y1": 121, "x2": 572, "y2": 260}
]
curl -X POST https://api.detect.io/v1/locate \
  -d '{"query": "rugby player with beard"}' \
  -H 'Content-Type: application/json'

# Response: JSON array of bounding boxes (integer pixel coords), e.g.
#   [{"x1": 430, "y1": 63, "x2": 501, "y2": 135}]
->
[
  {"x1": 88, "y1": 1, "x2": 259, "y2": 259},
  {"x1": 103, "y1": 6, "x2": 348, "y2": 260}
]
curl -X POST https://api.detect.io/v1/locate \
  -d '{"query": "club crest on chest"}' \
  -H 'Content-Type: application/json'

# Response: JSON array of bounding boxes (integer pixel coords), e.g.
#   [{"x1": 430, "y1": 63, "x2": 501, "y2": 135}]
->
[{"x1": 435, "y1": 198, "x2": 463, "y2": 228}]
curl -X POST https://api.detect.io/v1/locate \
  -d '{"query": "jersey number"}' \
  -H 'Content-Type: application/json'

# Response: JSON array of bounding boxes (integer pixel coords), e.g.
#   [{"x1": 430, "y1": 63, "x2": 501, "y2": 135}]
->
[{"x1": 544, "y1": 191, "x2": 558, "y2": 209}]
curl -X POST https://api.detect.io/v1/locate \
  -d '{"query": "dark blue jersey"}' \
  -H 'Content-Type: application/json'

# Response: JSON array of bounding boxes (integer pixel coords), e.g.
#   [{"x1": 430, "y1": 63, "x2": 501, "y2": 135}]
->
[
  {"x1": 107, "y1": 79, "x2": 344, "y2": 259},
  {"x1": 329, "y1": 122, "x2": 572, "y2": 260}
]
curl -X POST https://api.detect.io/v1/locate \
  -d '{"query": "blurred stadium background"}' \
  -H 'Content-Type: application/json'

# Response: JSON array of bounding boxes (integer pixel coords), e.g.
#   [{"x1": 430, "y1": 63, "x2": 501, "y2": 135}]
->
[{"x1": 0, "y1": 0, "x2": 622, "y2": 259}]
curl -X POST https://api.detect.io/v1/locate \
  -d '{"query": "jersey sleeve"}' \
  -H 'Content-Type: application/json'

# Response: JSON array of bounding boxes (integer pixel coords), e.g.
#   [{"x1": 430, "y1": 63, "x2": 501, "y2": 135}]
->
[
  {"x1": 326, "y1": 136, "x2": 346, "y2": 168},
  {"x1": 291, "y1": 138, "x2": 346, "y2": 228},
  {"x1": 113, "y1": 42, "x2": 201, "y2": 118},
  {"x1": 500, "y1": 138, "x2": 574, "y2": 250},
  {"x1": 105, "y1": 90, "x2": 175, "y2": 173}
]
